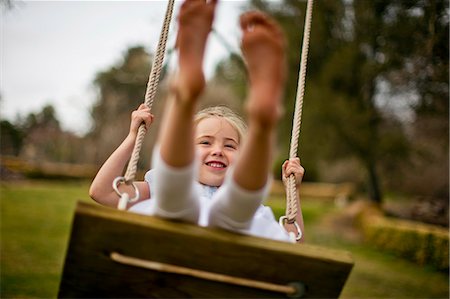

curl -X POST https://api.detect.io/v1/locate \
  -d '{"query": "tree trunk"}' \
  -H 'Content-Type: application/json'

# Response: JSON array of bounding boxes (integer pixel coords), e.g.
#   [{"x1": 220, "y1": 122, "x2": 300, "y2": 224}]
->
[{"x1": 367, "y1": 160, "x2": 382, "y2": 203}]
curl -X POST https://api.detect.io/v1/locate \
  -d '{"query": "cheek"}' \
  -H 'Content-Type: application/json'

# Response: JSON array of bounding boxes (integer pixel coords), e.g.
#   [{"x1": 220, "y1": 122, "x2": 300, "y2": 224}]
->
[
  {"x1": 226, "y1": 151, "x2": 238, "y2": 165},
  {"x1": 196, "y1": 146, "x2": 208, "y2": 161},
  {"x1": 195, "y1": 146, "x2": 202, "y2": 153}
]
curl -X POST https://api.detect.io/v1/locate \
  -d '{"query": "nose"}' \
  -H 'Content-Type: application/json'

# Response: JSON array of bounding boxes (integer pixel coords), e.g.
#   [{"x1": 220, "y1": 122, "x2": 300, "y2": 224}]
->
[{"x1": 211, "y1": 144, "x2": 224, "y2": 156}]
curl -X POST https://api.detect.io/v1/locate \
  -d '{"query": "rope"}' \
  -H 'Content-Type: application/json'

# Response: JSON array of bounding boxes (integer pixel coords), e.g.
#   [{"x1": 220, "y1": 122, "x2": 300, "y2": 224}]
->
[
  {"x1": 284, "y1": 0, "x2": 314, "y2": 226},
  {"x1": 123, "y1": 0, "x2": 175, "y2": 183}
]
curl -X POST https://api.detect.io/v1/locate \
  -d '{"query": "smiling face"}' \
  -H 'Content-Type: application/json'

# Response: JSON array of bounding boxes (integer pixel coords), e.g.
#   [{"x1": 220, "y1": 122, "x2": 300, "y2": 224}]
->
[{"x1": 195, "y1": 116, "x2": 240, "y2": 187}]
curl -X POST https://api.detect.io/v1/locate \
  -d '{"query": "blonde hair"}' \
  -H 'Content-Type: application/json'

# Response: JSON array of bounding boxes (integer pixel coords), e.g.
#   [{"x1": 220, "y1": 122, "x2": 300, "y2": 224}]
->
[{"x1": 194, "y1": 106, "x2": 247, "y2": 143}]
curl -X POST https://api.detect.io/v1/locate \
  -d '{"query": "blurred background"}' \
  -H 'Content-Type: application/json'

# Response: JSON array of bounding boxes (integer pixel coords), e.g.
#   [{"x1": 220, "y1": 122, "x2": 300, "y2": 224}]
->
[{"x1": 1, "y1": 0, "x2": 448, "y2": 298}]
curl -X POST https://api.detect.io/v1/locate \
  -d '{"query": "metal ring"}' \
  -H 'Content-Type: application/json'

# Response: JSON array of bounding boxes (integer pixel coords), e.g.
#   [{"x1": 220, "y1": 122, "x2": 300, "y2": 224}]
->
[
  {"x1": 287, "y1": 282, "x2": 306, "y2": 298},
  {"x1": 112, "y1": 176, "x2": 140, "y2": 203},
  {"x1": 279, "y1": 216, "x2": 303, "y2": 241}
]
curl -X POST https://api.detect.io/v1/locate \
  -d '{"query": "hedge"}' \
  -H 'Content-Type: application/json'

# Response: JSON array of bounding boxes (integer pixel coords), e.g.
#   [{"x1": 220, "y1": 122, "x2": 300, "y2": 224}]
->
[{"x1": 357, "y1": 202, "x2": 449, "y2": 271}]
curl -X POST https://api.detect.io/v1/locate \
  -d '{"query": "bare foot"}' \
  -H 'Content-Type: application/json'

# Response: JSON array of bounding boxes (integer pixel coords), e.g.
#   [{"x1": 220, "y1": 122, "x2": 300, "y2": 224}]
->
[
  {"x1": 240, "y1": 11, "x2": 287, "y2": 126},
  {"x1": 174, "y1": 0, "x2": 217, "y2": 103}
]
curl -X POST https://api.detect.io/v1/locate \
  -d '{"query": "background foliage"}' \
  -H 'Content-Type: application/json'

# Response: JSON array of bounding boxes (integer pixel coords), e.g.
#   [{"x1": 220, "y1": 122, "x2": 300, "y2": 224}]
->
[{"x1": 1, "y1": 0, "x2": 448, "y2": 208}]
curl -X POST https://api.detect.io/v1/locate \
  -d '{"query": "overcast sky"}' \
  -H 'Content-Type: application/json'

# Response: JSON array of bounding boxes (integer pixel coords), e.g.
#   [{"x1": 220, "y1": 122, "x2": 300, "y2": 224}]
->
[{"x1": 1, "y1": 1, "x2": 249, "y2": 135}]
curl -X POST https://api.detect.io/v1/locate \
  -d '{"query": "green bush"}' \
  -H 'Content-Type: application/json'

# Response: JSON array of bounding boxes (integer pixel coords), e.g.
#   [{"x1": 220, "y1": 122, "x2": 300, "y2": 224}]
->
[{"x1": 357, "y1": 202, "x2": 449, "y2": 271}]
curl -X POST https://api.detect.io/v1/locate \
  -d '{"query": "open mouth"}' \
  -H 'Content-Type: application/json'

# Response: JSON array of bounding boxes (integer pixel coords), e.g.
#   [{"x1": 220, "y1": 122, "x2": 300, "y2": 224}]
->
[{"x1": 206, "y1": 161, "x2": 226, "y2": 169}]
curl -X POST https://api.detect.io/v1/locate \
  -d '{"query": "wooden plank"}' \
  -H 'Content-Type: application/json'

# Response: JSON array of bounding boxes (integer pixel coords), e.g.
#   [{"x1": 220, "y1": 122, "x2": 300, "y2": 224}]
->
[{"x1": 59, "y1": 201, "x2": 353, "y2": 298}]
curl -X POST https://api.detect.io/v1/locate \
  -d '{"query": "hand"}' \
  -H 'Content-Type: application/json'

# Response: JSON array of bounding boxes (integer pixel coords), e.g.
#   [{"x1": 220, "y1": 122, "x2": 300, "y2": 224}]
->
[
  {"x1": 282, "y1": 158, "x2": 305, "y2": 188},
  {"x1": 129, "y1": 104, "x2": 154, "y2": 136}
]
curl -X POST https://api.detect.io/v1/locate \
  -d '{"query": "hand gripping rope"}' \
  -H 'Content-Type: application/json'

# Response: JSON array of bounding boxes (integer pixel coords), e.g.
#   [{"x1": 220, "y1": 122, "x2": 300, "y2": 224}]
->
[
  {"x1": 280, "y1": 0, "x2": 314, "y2": 242},
  {"x1": 114, "y1": 0, "x2": 175, "y2": 210}
]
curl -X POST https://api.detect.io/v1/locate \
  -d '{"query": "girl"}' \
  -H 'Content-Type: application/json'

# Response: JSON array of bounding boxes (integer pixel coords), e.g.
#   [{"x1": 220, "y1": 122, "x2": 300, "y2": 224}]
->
[{"x1": 89, "y1": 0, "x2": 305, "y2": 242}]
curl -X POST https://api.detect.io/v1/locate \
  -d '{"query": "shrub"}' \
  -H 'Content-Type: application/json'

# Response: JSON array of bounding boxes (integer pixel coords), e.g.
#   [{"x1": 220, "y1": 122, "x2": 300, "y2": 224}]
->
[{"x1": 357, "y1": 202, "x2": 449, "y2": 271}]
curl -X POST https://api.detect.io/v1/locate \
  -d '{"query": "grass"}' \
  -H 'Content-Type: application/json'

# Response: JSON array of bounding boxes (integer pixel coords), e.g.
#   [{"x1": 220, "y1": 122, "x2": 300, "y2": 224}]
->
[
  {"x1": 341, "y1": 244, "x2": 448, "y2": 298},
  {"x1": 307, "y1": 225, "x2": 449, "y2": 298},
  {"x1": 267, "y1": 195, "x2": 448, "y2": 299},
  {"x1": 1, "y1": 180, "x2": 449, "y2": 298},
  {"x1": 1, "y1": 180, "x2": 90, "y2": 298}
]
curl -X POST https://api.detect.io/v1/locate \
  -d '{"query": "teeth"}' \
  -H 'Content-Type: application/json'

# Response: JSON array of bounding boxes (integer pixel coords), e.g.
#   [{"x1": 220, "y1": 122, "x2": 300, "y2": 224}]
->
[{"x1": 208, "y1": 162, "x2": 225, "y2": 168}]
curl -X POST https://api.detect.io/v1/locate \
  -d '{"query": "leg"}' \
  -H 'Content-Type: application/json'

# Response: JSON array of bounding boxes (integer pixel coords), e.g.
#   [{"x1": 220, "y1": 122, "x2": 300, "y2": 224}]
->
[
  {"x1": 153, "y1": 0, "x2": 217, "y2": 221},
  {"x1": 208, "y1": 172, "x2": 271, "y2": 229},
  {"x1": 209, "y1": 11, "x2": 287, "y2": 229},
  {"x1": 151, "y1": 146, "x2": 201, "y2": 222},
  {"x1": 208, "y1": 173, "x2": 291, "y2": 242},
  {"x1": 159, "y1": 0, "x2": 217, "y2": 167},
  {"x1": 233, "y1": 11, "x2": 287, "y2": 191}
]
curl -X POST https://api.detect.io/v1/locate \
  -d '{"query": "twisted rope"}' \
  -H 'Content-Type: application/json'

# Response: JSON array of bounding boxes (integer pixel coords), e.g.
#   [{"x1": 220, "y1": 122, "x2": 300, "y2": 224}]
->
[
  {"x1": 123, "y1": 0, "x2": 175, "y2": 183},
  {"x1": 284, "y1": 0, "x2": 314, "y2": 224}
]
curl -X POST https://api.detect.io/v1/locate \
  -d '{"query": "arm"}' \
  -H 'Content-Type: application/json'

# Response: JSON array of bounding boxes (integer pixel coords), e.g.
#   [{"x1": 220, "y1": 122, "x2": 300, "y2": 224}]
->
[
  {"x1": 89, "y1": 104, "x2": 154, "y2": 208},
  {"x1": 282, "y1": 157, "x2": 305, "y2": 243}
]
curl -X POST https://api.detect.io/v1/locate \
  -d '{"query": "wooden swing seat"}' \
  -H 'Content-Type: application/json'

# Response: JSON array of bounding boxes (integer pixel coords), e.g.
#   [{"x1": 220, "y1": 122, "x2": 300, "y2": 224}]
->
[{"x1": 58, "y1": 201, "x2": 353, "y2": 298}]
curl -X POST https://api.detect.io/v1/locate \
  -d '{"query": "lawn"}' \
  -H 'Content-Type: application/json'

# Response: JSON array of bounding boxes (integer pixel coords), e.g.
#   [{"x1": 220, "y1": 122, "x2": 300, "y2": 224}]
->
[
  {"x1": 1, "y1": 180, "x2": 90, "y2": 298},
  {"x1": 1, "y1": 180, "x2": 448, "y2": 298}
]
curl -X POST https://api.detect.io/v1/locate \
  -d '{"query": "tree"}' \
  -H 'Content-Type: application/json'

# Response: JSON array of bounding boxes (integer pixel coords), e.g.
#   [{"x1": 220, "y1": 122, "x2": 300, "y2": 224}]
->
[
  {"x1": 22, "y1": 104, "x2": 60, "y2": 130},
  {"x1": 0, "y1": 120, "x2": 24, "y2": 156},
  {"x1": 1, "y1": 0, "x2": 16, "y2": 10},
  {"x1": 87, "y1": 46, "x2": 158, "y2": 166},
  {"x1": 234, "y1": 0, "x2": 449, "y2": 203},
  {"x1": 213, "y1": 54, "x2": 248, "y2": 103},
  {"x1": 381, "y1": 0, "x2": 449, "y2": 199},
  {"x1": 17, "y1": 104, "x2": 85, "y2": 163}
]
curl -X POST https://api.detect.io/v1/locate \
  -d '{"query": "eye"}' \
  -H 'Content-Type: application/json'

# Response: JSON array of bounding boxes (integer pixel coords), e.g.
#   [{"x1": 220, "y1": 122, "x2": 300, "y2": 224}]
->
[
  {"x1": 198, "y1": 140, "x2": 210, "y2": 146},
  {"x1": 225, "y1": 143, "x2": 237, "y2": 150}
]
